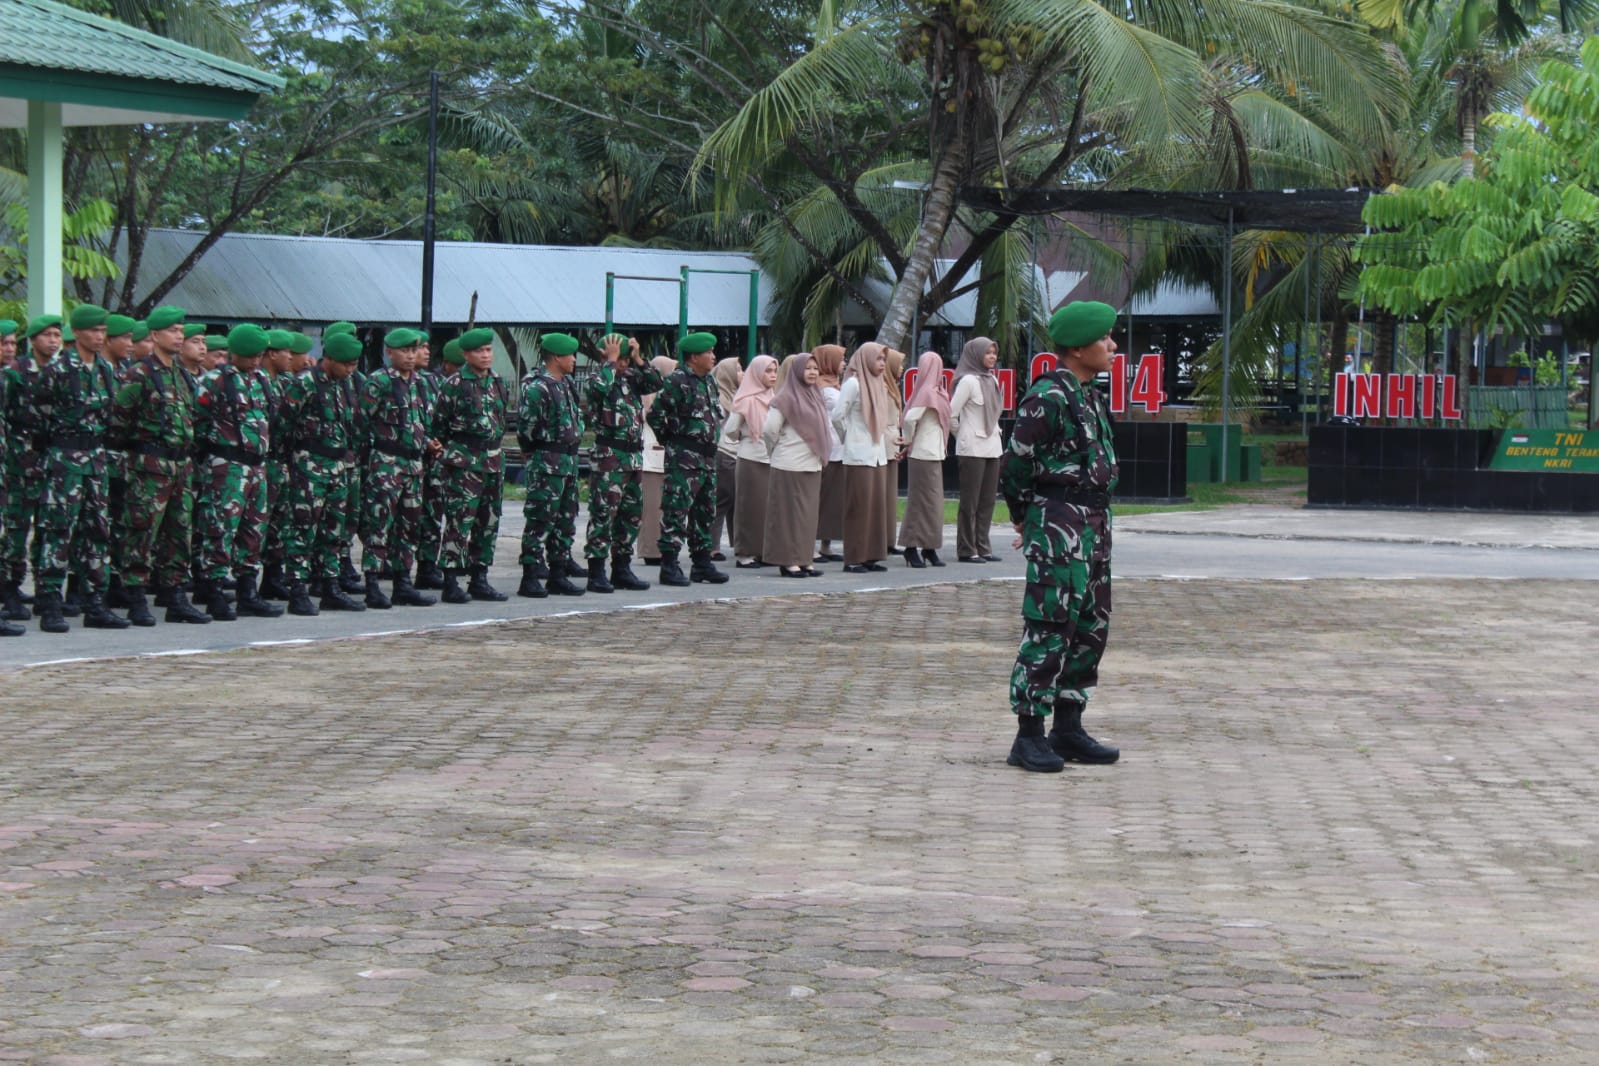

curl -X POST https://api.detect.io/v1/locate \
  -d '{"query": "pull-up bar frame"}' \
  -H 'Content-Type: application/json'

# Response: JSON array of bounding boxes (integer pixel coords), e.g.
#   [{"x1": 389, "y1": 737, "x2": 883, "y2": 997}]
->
[{"x1": 604, "y1": 266, "x2": 762, "y2": 364}]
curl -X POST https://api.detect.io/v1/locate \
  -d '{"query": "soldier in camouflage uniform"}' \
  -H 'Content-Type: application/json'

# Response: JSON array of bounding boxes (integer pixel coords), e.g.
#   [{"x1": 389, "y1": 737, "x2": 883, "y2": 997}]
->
[
  {"x1": 112, "y1": 305, "x2": 210, "y2": 625},
  {"x1": 192, "y1": 324, "x2": 282, "y2": 621},
  {"x1": 28, "y1": 305, "x2": 131, "y2": 632},
  {"x1": 259, "y1": 331, "x2": 306, "y2": 600},
  {"x1": 277, "y1": 331, "x2": 365, "y2": 616},
  {"x1": 357, "y1": 328, "x2": 436, "y2": 609},
  {"x1": 323, "y1": 322, "x2": 366, "y2": 596},
  {"x1": 414, "y1": 338, "x2": 460, "y2": 590},
  {"x1": 0, "y1": 319, "x2": 19, "y2": 635},
  {"x1": 516, "y1": 332, "x2": 586, "y2": 599},
  {"x1": 428, "y1": 327, "x2": 509, "y2": 604},
  {"x1": 1000, "y1": 301, "x2": 1123, "y2": 773},
  {"x1": 99, "y1": 315, "x2": 137, "y2": 608},
  {"x1": 583, "y1": 333, "x2": 663, "y2": 593},
  {"x1": 1, "y1": 314, "x2": 65, "y2": 621},
  {"x1": 645, "y1": 331, "x2": 730, "y2": 587}
]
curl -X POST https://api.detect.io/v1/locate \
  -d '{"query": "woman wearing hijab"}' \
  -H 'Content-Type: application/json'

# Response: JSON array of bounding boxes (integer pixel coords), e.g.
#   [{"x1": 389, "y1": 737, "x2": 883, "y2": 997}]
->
[
  {"x1": 637, "y1": 355, "x2": 680, "y2": 564},
  {"x1": 722, "y1": 354, "x2": 778, "y2": 567},
  {"x1": 831, "y1": 343, "x2": 892, "y2": 572},
  {"x1": 761, "y1": 353, "x2": 830, "y2": 577},
  {"x1": 811, "y1": 343, "x2": 847, "y2": 562},
  {"x1": 881, "y1": 348, "x2": 909, "y2": 557},
  {"x1": 898, "y1": 351, "x2": 951, "y2": 567},
  {"x1": 949, "y1": 336, "x2": 1004, "y2": 563},
  {"x1": 709, "y1": 357, "x2": 743, "y2": 561}
]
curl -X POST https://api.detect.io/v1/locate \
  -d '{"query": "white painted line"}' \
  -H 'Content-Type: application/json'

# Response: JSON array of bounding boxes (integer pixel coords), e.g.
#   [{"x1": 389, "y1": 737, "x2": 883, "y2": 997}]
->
[
  {"x1": 145, "y1": 648, "x2": 211, "y2": 657},
  {"x1": 21, "y1": 657, "x2": 95, "y2": 667},
  {"x1": 249, "y1": 639, "x2": 314, "y2": 647}
]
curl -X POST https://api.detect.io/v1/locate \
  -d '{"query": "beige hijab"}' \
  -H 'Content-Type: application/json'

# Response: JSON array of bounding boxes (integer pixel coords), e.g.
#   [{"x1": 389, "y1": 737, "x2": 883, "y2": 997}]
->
[
  {"x1": 771, "y1": 353, "x2": 831, "y2": 463},
  {"x1": 848, "y1": 342, "x2": 893, "y2": 443},
  {"x1": 812, "y1": 343, "x2": 846, "y2": 390},
  {"x1": 953, "y1": 336, "x2": 1001, "y2": 437},
  {"x1": 883, "y1": 348, "x2": 906, "y2": 422},
  {"x1": 712, "y1": 357, "x2": 743, "y2": 410}
]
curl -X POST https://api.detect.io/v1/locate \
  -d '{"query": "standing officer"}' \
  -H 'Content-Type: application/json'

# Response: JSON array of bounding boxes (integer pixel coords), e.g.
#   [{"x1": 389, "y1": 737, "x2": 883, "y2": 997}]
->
[
  {"x1": 414, "y1": 337, "x2": 461, "y2": 590},
  {"x1": 112, "y1": 305, "x2": 210, "y2": 625},
  {"x1": 323, "y1": 322, "x2": 366, "y2": 596},
  {"x1": 358, "y1": 328, "x2": 436, "y2": 609},
  {"x1": 428, "y1": 327, "x2": 509, "y2": 604},
  {"x1": 1000, "y1": 300, "x2": 1123, "y2": 773},
  {"x1": 1, "y1": 314, "x2": 64, "y2": 619},
  {"x1": 645, "y1": 331, "x2": 729, "y2": 587},
  {"x1": 583, "y1": 332, "x2": 663, "y2": 593},
  {"x1": 102, "y1": 315, "x2": 138, "y2": 609},
  {"x1": 259, "y1": 331, "x2": 307, "y2": 599},
  {"x1": 0, "y1": 319, "x2": 19, "y2": 635},
  {"x1": 516, "y1": 332, "x2": 585, "y2": 598}
]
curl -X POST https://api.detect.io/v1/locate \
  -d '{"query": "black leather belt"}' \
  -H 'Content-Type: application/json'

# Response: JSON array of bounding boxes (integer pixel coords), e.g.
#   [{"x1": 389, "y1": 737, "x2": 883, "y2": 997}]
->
[
  {"x1": 371, "y1": 440, "x2": 424, "y2": 461},
  {"x1": 1036, "y1": 483, "x2": 1111, "y2": 509},
  {"x1": 666, "y1": 434, "x2": 716, "y2": 459},
  {"x1": 593, "y1": 433, "x2": 642, "y2": 454},
  {"x1": 446, "y1": 432, "x2": 501, "y2": 449},
  {"x1": 133, "y1": 442, "x2": 190, "y2": 462},
  {"x1": 207, "y1": 443, "x2": 265, "y2": 466},
  {"x1": 49, "y1": 434, "x2": 105, "y2": 450},
  {"x1": 528, "y1": 440, "x2": 579, "y2": 456},
  {"x1": 301, "y1": 440, "x2": 355, "y2": 462}
]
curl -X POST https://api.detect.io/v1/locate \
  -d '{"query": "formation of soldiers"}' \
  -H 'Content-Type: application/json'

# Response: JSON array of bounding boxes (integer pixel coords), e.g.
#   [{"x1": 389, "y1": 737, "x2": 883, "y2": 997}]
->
[{"x1": 0, "y1": 309, "x2": 733, "y2": 637}]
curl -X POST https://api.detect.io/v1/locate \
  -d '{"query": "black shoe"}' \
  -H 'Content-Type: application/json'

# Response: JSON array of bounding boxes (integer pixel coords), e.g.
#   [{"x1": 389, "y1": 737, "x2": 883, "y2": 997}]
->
[
  {"x1": 735, "y1": 559, "x2": 763, "y2": 569},
  {"x1": 105, "y1": 576, "x2": 132, "y2": 609},
  {"x1": 610, "y1": 557, "x2": 650, "y2": 591},
  {"x1": 287, "y1": 580, "x2": 320, "y2": 616},
  {"x1": 83, "y1": 593, "x2": 131, "y2": 630},
  {"x1": 924, "y1": 550, "x2": 945, "y2": 567},
  {"x1": 817, "y1": 552, "x2": 844, "y2": 563},
  {"x1": 260, "y1": 563, "x2": 292, "y2": 600},
  {"x1": 235, "y1": 572, "x2": 284, "y2": 617},
  {"x1": 1007, "y1": 735, "x2": 1066, "y2": 773},
  {"x1": 517, "y1": 564, "x2": 547, "y2": 599},
  {"x1": 125, "y1": 586, "x2": 157, "y2": 627},
  {"x1": 658, "y1": 555, "x2": 691, "y2": 587},
  {"x1": 710, "y1": 551, "x2": 726, "y2": 562},
  {"x1": 1, "y1": 582, "x2": 28, "y2": 622},
  {"x1": 37, "y1": 591, "x2": 69, "y2": 633},
  {"x1": 865, "y1": 562, "x2": 888, "y2": 572},
  {"x1": 842, "y1": 563, "x2": 870, "y2": 574},
  {"x1": 1050, "y1": 706, "x2": 1120, "y2": 764},
  {"x1": 415, "y1": 561, "x2": 446, "y2": 590},
  {"x1": 391, "y1": 573, "x2": 436, "y2": 607},
  {"x1": 319, "y1": 578, "x2": 367, "y2": 612},
  {"x1": 364, "y1": 573, "x2": 393, "y2": 610},
  {"x1": 958, "y1": 555, "x2": 985, "y2": 563},
  {"x1": 338, "y1": 555, "x2": 363, "y2": 594},
  {"x1": 690, "y1": 554, "x2": 729, "y2": 584},
  {"x1": 0, "y1": 616, "x2": 22, "y2": 636},
  {"x1": 164, "y1": 586, "x2": 212, "y2": 624},
  {"x1": 441, "y1": 572, "x2": 472, "y2": 604},
  {"x1": 467, "y1": 566, "x2": 508, "y2": 601},
  {"x1": 546, "y1": 572, "x2": 586, "y2": 596},
  {"x1": 585, "y1": 559, "x2": 614, "y2": 594},
  {"x1": 560, "y1": 556, "x2": 586, "y2": 579},
  {"x1": 982, "y1": 554, "x2": 1002, "y2": 562},
  {"x1": 903, "y1": 547, "x2": 925, "y2": 568},
  {"x1": 803, "y1": 567, "x2": 823, "y2": 577},
  {"x1": 200, "y1": 578, "x2": 237, "y2": 621},
  {"x1": 780, "y1": 567, "x2": 807, "y2": 578},
  {"x1": 16, "y1": 586, "x2": 33, "y2": 605},
  {"x1": 62, "y1": 577, "x2": 84, "y2": 617}
]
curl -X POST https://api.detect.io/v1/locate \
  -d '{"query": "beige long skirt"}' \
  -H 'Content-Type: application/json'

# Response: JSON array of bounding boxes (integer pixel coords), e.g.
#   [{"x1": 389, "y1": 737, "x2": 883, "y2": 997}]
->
[
  {"x1": 763, "y1": 467, "x2": 821, "y2": 568},
  {"x1": 733, "y1": 458, "x2": 770, "y2": 560},
  {"x1": 816, "y1": 460, "x2": 845, "y2": 542},
  {"x1": 842, "y1": 463, "x2": 889, "y2": 565},
  {"x1": 639, "y1": 470, "x2": 665, "y2": 560},
  {"x1": 899, "y1": 458, "x2": 945, "y2": 549}
]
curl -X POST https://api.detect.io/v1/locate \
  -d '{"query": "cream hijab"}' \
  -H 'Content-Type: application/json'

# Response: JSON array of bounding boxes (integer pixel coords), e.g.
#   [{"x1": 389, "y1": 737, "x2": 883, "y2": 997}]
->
[
  {"x1": 847, "y1": 342, "x2": 893, "y2": 443},
  {"x1": 952, "y1": 336, "x2": 1000, "y2": 437},
  {"x1": 812, "y1": 344, "x2": 846, "y2": 390},
  {"x1": 712, "y1": 357, "x2": 743, "y2": 411},
  {"x1": 771, "y1": 353, "x2": 831, "y2": 463}
]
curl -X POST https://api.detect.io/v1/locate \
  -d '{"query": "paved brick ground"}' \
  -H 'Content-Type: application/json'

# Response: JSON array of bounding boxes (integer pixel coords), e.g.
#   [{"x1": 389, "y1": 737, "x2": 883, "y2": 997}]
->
[{"x1": 3, "y1": 577, "x2": 1598, "y2": 1064}]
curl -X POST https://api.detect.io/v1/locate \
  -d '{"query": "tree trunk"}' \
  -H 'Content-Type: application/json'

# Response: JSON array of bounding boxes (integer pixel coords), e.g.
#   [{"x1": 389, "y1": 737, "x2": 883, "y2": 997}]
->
[
  {"x1": 874, "y1": 137, "x2": 968, "y2": 352},
  {"x1": 1461, "y1": 115, "x2": 1476, "y2": 179}
]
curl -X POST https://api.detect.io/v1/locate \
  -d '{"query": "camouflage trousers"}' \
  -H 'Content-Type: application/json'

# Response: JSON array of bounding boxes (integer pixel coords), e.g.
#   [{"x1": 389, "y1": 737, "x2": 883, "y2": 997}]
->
[
  {"x1": 1009, "y1": 522, "x2": 1113, "y2": 718},
  {"x1": 0, "y1": 450, "x2": 46, "y2": 584},
  {"x1": 519, "y1": 469, "x2": 578, "y2": 569},
  {"x1": 262, "y1": 458, "x2": 290, "y2": 567},
  {"x1": 341, "y1": 463, "x2": 364, "y2": 556},
  {"x1": 359, "y1": 454, "x2": 425, "y2": 576},
  {"x1": 285, "y1": 455, "x2": 354, "y2": 584},
  {"x1": 415, "y1": 458, "x2": 446, "y2": 572},
  {"x1": 585, "y1": 464, "x2": 642, "y2": 561},
  {"x1": 656, "y1": 456, "x2": 716, "y2": 558},
  {"x1": 436, "y1": 464, "x2": 503, "y2": 573},
  {"x1": 34, "y1": 455, "x2": 111, "y2": 596},
  {"x1": 122, "y1": 455, "x2": 195, "y2": 590},
  {"x1": 107, "y1": 464, "x2": 128, "y2": 584},
  {"x1": 199, "y1": 457, "x2": 268, "y2": 581}
]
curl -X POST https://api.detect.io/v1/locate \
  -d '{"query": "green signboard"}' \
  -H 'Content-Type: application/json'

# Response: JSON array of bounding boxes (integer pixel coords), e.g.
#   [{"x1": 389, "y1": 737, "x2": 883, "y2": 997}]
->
[{"x1": 1489, "y1": 429, "x2": 1599, "y2": 472}]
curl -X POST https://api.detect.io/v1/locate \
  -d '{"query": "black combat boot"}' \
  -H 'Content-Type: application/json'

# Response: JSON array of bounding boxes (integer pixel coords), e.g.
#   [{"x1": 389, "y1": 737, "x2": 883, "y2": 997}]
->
[
  {"x1": 338, "y1": 553, "x2": 364, "y2": 594},
  {"x1": 1049, "y1": 703, "x2": 1120, "y2": 764},
  {"x1": 1, "y1": 581, "x2": 29, "y2": 621},
  {"x1": 37, "y1": 590, "x2": 70, "y2": 633},
  {"x1": 560, "y1": 555, "x2": 585, "y2": 579},
  {"x1": 105, "y1": 574, "x2": 132, "y2": 608},
  {"x1": 198, "y1": 578, "x2": 237, "y2": 621},
  {"x1": 517, "y1": 565, "x2": 547, "y2": 599},
  {"x1": 467, "y1": 565, "x2": 508, "y2": 601},
  {"x1": 415, "y1": 560, "x2": 446, "y2": 590},
  {"x1": 286, "y1": 580, "x2": 320, "y2": 616},
  {"x1": 164, "y1": 585, "x2": 212, "y2": 624},
  {"x1": 610, "y1": 556, "x2": 649, "y2": 591},
  {"x1": 1008, "y1": 714, "x2": 1066, "y2": 773},
  {"x1": 658, "y1": 553, "x2": 690, "y2": 587},
  {"x1": 319, "y1": 577, "x2": 366, "y2": 612},
  {"x1": 689, "y1": 552, "x2": 729, "y2": 584},
  {"x1": 259, "y1": 562, "x2": 292, "y2": 600},
  {"x1": 0, "y1": 614, "x2": 22, "y2": 636},
  {"x1": 83, "y1": 592, "x2": 131, "y2": 630},
  {"x1": 391, "y1": 571, "x2": 436, "y2": 607},
  {"x1": 124, "y1": 586, "x2": 157, "y2": 627},
  {"x1": 62, "y1": 575, "x2": 84, "y2": 617},
  {"x1": 364, "y1": 572, "x2": 393, "y2": 610},
  {"x1": 153, "y1": 586, "x2": 176, "y2": 608},
  {"x1": 545, "y1": 566, "x2": 585, "y2": 597},
  {"x1": 585, "y1": 559, "x2": 614, "y2": 594},
  {"x1": 235, "y1": 571, "x2": 284, "y2": 618},
  {"x1": 440, "y1": 571, "x2": 471, "y2": 605}
]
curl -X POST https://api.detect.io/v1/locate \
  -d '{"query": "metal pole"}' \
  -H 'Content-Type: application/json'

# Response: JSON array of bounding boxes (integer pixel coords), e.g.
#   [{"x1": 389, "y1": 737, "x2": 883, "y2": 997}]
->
[
  {"x1": 679, "y1": 265, "x2": 690, "y2": 341},
  {"x1": 748, "y1": 269, "x2": 759, "y2": 366},
  {"x1": 1221, "y1": 210, "x2": 1234, "y2": 480},
  {"x1": 605, "y1": 272, "x2": 615, "y2": 336},
  {"x1": 420, "y1": 71, "x2": 440, "y2": 335},
  {"x1": 1301, "y1": 234, "x2": 1312, "y2": 437}
]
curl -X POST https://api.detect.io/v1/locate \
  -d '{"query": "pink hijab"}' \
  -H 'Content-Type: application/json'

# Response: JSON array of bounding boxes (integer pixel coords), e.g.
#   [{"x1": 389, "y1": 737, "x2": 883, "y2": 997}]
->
[
  {"x1": 847, "y1": 342, "x2": 892, "y2": 443},
  {"x1": 771, "y1": 353, "x2": 831, "y2": 463},
  {"x1": 732, "y1": 354, "x2": 777, "y2": 434},
  {"x1": 903, "y1": 351, "x2": 951, "y2": 435}
]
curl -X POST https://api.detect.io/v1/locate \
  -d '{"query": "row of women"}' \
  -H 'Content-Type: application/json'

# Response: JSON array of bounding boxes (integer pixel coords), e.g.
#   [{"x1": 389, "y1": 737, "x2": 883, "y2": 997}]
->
[{"x1": 676, "y1": 338, "x2": 1007, "y2": 578}]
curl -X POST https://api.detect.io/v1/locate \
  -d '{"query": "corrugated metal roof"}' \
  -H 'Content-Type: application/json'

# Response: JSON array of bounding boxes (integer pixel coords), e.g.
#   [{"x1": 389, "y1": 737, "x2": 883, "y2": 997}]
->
[{"x1": 120, "y1": 230, "x2": 777, "y2": 329}]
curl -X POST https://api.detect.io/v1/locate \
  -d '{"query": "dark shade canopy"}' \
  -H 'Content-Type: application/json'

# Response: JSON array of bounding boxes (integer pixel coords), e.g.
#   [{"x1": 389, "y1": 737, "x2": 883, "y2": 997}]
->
[{"x1": 961, "y1": 188, "x2": 1373, "y2": 233}]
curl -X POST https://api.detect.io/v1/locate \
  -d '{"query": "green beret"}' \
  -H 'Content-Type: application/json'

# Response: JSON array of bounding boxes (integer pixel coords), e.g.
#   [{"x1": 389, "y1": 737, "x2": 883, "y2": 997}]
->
[
  {"x1": 325, "y1": 321, "x2": 357, "y2": 337},
  {"x1": 323, "y1": 332, "x2": 363, "y2": 363},
  {"x1": 131, "y1": 321, "x2": 150, "y2": 342},
  {"x1": 0, "y1": 318, "x2": 16, "y2": 337},
  {"x1": 68, "y1": 304, "x2": 109, "y2": 330},
  {"x1": 183, "y1": 323, "x2": 207, "y2": 339},
  {"x1": 1048, "y1": 301, "x2": 1118, "y2": 350},
  {"x1": 459, "y1": 327, "x2": 495, "y2": 351},
  {"x1": 105, "y1": 314, "x2": 136, "y2": 337},
  {"x1": 289, "y1": 332, "x2": 314, "y2": 355},
  {"x1": 227, "y1": 324, "x2": 271, "y2": 358},
  {"x1": 384, "y1": 327, "x2": 421, "y2": 349},
  {"x1": 540, "y1": 332, "x2": 580, "y2": 357},
  {"x1": 265, "y1": 329, "x2": 294, "y2": 351},
  {"x1": 442, "y1": 338, "x2": 464, "y2": 366},
  {"x1": 26, "y1": 314, "x2": 63, "y2": 337},
  {"x1": 678, "y1": 331, "x2": 717, "y2": 355},
  {"x1": 204, "y1": 335, "x2": 229, "y2": 351},
  {"x1": 61, "y1": 323, "x2": 74, "y2": 343},
  {"x1": 146, "y1": 306, "x2": 186, "y2": 331}
]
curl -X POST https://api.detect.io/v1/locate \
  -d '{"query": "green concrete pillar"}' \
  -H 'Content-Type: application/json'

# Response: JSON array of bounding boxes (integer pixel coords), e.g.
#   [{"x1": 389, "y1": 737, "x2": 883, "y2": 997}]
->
[{"x1": 26, "y1": 100, "x2": 64, "y2": 320}]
